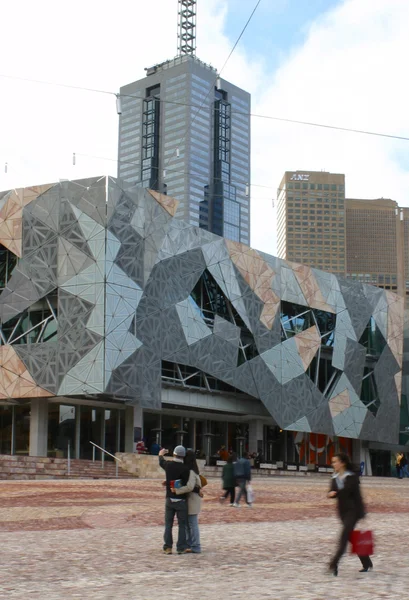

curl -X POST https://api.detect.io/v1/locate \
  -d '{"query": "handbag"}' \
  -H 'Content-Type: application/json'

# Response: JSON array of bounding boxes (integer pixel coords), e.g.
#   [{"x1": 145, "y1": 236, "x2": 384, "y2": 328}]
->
[
  {"x1": 199, "y1": 474, "x2": 208, "y2": 487},
  {"x1": 349, "y1": 530, "x2": 374, "y2": 555}
]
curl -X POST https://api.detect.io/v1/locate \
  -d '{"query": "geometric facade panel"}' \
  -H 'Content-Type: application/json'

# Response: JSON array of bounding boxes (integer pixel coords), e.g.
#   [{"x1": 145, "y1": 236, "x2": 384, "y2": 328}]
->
[{"x1": 0, "y1": 176, "x2": 404, "y2": 444}]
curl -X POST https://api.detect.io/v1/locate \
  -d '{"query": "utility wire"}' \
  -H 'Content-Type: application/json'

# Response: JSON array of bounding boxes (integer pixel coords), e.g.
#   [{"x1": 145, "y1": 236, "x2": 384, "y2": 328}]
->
[
  {"x1": 74, "y1": 151, "x2": 270, "y2": 190},
  {"x1": 1, "y1": 71, "x2": 408, "y2": 143}
]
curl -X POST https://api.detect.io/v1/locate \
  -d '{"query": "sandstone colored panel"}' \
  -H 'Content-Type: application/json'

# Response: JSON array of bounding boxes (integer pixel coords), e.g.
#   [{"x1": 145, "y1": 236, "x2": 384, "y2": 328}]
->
[
  {"x1": 225, "y1": 240, "x2": 280, "y2": 329},
  {"x1": 294, "y1": 325, "x2": 321, "y2": 371},
  {"x1": 394, "y1": 371, "x2": 402, "y2": 403},
  {"x1": 385, "y1": 291, "x2": 404, "y2": 370},
  {"x1": 0, "y1": 345, "x2": 54, "y2": 399},
  {"x1": 290, "y1": 262, "x2": 335, "y2": 314},
  {"x1": 329, "y1": 389, "x2": 351, "y2": 418},
  {"x1": 0, "y1": 185, "x2": 54, "y2": 257},
  {"x1": 148, "y1": 189, "x2": 179, "y2": 217}
]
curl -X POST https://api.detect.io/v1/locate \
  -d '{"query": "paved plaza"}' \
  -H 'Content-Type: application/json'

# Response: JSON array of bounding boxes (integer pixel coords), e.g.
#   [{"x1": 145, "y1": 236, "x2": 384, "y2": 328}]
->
[{"x1": 0, "y1": 476, "x2": 407, "y2": 599}]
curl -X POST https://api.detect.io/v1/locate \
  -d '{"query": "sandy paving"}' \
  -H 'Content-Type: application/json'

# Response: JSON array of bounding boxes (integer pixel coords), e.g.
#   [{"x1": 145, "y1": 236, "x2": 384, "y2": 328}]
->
[{"x1": 0, "y1": 477, "x2": 406, "y2": 599}]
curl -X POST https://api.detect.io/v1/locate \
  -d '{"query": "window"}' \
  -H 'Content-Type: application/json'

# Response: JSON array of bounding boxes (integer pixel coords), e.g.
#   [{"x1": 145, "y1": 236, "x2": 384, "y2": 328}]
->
[
  {"x1": 224, "y1": 223, "x2": 240, "y2": 241},
  {"x1": 224, "y1": 199, "x2": 240, "y2": 226},
  {"x1": 0, "y1": 245, "x2": 18, "y2": 289},
  {"x1": 0, "y1": 291, "x2": 58, "y2": 345}
]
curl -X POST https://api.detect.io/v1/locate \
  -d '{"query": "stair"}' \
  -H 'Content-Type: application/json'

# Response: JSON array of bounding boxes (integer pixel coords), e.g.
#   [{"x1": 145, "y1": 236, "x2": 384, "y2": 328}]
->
[
  {"x1": 68, "y1": 459, "x2": 135, "y2": 479},
  {"x1": 0, "y1": 455, "x2": 136, "y2": 480}
]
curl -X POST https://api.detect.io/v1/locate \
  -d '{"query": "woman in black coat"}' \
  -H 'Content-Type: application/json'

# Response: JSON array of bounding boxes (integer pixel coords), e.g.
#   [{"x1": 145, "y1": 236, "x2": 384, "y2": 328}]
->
[{"x1": 328, "y1": 452, "x2": 373, "y2": 576}]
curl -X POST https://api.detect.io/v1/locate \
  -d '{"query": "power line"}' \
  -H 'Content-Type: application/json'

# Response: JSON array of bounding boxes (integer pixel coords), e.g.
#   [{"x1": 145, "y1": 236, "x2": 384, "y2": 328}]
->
[
  {"x1": 1, "y1": 71, "x2": 408, "y2": 143},
  {"x1": 74, "y1": 151, "x2": 271, "y2": 190}
]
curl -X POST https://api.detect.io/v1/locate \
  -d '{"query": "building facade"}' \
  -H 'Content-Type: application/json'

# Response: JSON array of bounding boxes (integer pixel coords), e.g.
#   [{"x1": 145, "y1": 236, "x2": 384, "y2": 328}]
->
[
  {"x1": 345, "y1": 198, "x2": 409, "y2": 303},
  {"x1": 0, "y1": 178, "x2": 404, "y2": 466},
  {"x1": 277, "y1": 171, "x2": 346, "y2": 276},
  {"x1": 118, "y1": 55, "x2": 251, "y2": 245}
]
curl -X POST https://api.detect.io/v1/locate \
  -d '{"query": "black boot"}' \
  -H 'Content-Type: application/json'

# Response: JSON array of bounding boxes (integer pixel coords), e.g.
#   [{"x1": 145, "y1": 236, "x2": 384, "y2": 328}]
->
[{"x1": 359, "y1": 558, "x2": 373, "y2": 572}]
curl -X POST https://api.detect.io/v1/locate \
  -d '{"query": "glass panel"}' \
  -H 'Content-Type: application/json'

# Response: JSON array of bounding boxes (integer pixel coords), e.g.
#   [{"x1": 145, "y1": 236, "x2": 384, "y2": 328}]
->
[
  {"x1": 14, "y1": 404, "x2": 31, "y2": 455},
  {"x1": 79, "y1": 406, "x2": 102, "y2": 459},
  {"x1": 359, "y1": 316, "x2": 387, "y2": 356},
  {"x1": 0, "y1": 406, "x2": 13, "y2": 454},
  {"x1": 143, "y1": 412, "x2": 161, "y2": 453},
  {"x1": 0, "y1": 245, "x2": 18, "y2": 289},
  {"x1": 104, "y1": 409, "x2": 120, "y2": 459}
]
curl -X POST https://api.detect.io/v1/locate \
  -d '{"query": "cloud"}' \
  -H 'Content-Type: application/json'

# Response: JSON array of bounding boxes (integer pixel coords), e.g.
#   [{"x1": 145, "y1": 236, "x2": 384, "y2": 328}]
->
[
  {"x1": 0, "y1": 0, "x2": 408, "y2": 259},
  {"x1": 247, "y1": 0, "x2": 409, "y2": 253}
]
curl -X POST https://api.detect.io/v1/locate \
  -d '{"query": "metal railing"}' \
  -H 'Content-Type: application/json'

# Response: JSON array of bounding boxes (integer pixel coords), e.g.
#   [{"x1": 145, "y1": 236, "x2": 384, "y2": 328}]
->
[{"x1": 90, "y1": 441, "x2": 123, "y2": 478}]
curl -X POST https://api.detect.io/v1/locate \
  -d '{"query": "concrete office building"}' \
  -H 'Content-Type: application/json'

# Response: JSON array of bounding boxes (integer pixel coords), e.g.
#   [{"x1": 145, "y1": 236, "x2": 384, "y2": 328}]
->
[
  {"x1": 0, "y1": 177, "x2": 404, "y2": 473},
  {"x1": 117, "y1": 3, "x2": 251, "y2": 245},
  {"x1": 277, "y1": 171, "x2": 346, "y2": 276},
  {"x1": 345, "y1": 198, "x2": 409, "y2": 304}
]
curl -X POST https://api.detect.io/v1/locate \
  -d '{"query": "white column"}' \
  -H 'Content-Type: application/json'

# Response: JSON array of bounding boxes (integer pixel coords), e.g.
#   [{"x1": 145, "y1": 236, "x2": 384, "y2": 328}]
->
[
  {"x1": 29, "y1": 398, "x2": 49, "y2": 457},
  {"x1": 75, "y1": 406, "x2": 81, "y2": 459},
  {"x1": 248, "y1": 420, "x2": 264, "y2": 454},
  {"x1": 133, "y1": 404, "x2": 143, "y2": 452}
]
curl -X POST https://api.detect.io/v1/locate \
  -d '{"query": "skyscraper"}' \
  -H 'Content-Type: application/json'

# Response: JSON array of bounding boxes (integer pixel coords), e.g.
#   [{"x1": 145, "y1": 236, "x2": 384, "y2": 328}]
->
[
  {"x1": 117, "y1": 1, "x2": 251, "y2": 244},
  {"x1": 277, "y1": 170, "x2": 346, "y2": 275},
  {"x1": 345, "y1": 198, "x2": 407, "y2": 298}
]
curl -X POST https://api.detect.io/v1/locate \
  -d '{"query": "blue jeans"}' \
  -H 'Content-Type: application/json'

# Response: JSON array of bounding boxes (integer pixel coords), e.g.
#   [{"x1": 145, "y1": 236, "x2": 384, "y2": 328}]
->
[
  {"x1": 236, "y1": 479, "x2": 249, "y2": 504},
  {"x1": 163, "y1": 498, "x2": 188, "y2": 552},
  {"x1": 186, "y1": 514, "x2": 201, "y2": 553},
  {"x1": 402, "y1": 465, "x2": 409, "y2": 478}
]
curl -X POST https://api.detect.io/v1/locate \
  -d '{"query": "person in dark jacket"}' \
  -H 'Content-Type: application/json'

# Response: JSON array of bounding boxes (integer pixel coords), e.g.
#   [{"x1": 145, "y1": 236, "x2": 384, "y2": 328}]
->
[
  {"x1": 220, "y1": 454, "x2": 236, "y2": 505},
  {"x1": 395, "y1": 452, "x2": 403, "y2": 478},
  {"x1": 328, "y1": 452, "x2": 373, "y2": 576},
  {"x1": 401, "y1": 453, "x2": 409, "y2": 478},
  {"x1": 233, "y1": 452, "x2": 252, "y2": 507},
  {"x1": 159, "y1": 445, "x2": 190, "y2": 555}
]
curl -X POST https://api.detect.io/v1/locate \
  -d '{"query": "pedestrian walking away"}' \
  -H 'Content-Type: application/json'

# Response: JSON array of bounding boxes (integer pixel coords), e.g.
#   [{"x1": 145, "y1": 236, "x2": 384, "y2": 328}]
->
[
  {"x1": 395, "y1": 452, "x2": 403, "y2": 478},
  {"x1": 220, "y1": 454, "x2": 236, "y2": 506},
  {"x1": 173, "y1": 449, "x2": 203, "y2": 553},
  {"x1": 159, "y1": 445, "x2": 190, "y2": 555},
  {"x1": 398, "y1": 452, "x2": 408, "y2": 478},
  {"x1": 328, "y1": 452, "x2": 373, "y2": 576},
  {"x1": 233, "y1": 452, "x2": 252, "y2": 507}
]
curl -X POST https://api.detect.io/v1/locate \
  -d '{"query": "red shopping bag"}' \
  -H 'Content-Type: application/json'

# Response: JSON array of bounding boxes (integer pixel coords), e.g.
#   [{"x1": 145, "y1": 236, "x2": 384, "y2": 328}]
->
[{"x1": 350, "y1": 530, "x2": 374, "y2": 555}]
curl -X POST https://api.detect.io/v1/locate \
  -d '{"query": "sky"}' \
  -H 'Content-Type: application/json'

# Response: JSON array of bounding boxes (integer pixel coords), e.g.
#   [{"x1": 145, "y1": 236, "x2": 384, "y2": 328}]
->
[{"x1": 0, "y1": 0, "x2": 408, "y2": 255}]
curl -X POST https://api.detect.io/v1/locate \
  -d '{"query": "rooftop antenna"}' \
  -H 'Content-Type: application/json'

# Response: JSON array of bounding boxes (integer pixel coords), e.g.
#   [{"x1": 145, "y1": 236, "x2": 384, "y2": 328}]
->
[{"x1": 177, "y1": 0, "x2": 197, "y2": 56}]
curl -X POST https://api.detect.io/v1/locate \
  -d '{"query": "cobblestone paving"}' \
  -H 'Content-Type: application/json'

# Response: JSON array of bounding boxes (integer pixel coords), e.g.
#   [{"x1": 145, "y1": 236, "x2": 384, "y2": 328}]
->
[{"x1": 0, "y1": 477, "x2": 407, "y2": 599}]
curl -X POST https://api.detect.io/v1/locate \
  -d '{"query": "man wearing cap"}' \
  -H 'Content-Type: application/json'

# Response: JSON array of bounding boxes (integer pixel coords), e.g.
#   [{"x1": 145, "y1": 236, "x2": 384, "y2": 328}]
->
[{"x1": 159, "y1": 445, "x2": 191, "y2": 555}]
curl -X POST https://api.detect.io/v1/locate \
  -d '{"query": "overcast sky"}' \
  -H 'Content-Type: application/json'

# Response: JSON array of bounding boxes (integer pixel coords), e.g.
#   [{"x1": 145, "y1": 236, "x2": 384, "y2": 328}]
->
[{"x1": 0, "y1": 0, "x2": 408, "y2": 255}]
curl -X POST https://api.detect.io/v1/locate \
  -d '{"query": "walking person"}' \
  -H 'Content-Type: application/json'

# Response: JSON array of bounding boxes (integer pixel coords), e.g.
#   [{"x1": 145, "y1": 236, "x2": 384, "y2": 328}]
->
[
  {"x1": 159, "y1": 445, "x2": 190, "y2": 555},
  {"x1": 395, "y1": 452, "x2": 403, "y2": 478},
  {"x1": 328, "y1": 452, "x2": 373, "y2": 576},
  {"x1": 401, "y1": 453, "x2": 409, "y2": 478},
  {"x1": 173, "y1": 449, "x2": 202, "y2": 553},
  {"x1": 233, "y1": 452, "x2": 252, "y2": 507},
  {"x1": 220, "y1": 454, "x2": 236, "y2": 506}
]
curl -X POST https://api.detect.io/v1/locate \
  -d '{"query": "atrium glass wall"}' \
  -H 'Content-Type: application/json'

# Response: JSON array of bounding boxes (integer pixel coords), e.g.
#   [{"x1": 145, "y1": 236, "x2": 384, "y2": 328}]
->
[
  {"x1": 14, "y1": 404, "x2": 31, "y2": 455},
  {"x1": 0, "y1": 406, "x2": 13, "y2": 454},
  {"x1": 48, "y1": 404, "x2": 76, "y2": 458}
]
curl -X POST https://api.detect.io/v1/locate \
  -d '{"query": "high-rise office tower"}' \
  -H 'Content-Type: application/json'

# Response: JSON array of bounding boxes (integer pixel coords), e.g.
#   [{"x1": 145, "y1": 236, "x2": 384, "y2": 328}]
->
[
  {"x1": 117, "y1": 0, "x2": 251, "y2": 244},
  {"x1": 277, "y1": 170, "x2": 346, "y2": 275},
  {"x1": 345, "y1": 198, "x2": 407, "y2": 299}
]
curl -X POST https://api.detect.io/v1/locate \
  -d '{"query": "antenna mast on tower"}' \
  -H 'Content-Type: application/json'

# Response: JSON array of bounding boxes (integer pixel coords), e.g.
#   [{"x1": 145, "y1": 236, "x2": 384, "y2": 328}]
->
[{"x1": 177, "y1": 0, "x2": 197, "y2": 56}]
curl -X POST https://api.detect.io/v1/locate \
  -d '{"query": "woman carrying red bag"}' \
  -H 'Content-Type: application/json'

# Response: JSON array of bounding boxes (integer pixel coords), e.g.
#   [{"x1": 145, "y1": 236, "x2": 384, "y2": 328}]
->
[{"x1": 327, "y1": 452, "x2": 373, "y2": 576}]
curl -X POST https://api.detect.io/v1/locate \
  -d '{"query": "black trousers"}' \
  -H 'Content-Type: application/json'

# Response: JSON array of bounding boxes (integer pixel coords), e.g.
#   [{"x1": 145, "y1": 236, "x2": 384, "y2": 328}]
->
[
  {"x1": 223, "y1": 487, "x2": 235, "y2": 503},
  {"x1": 330, "y1": 515, "x2": 372, "y2": 569}
]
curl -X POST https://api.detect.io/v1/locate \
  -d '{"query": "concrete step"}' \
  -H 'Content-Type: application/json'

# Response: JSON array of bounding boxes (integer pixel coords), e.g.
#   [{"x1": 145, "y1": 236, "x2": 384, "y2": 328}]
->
[{"x1": 0, "y1": 455, "x2": 136, "y2": 480}]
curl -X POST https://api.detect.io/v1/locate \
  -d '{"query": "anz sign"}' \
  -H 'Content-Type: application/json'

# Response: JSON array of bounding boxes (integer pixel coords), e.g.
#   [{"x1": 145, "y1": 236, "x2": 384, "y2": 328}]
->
[{"x1": 290, "y1": 173, "x2": 310, "y2": 181}]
